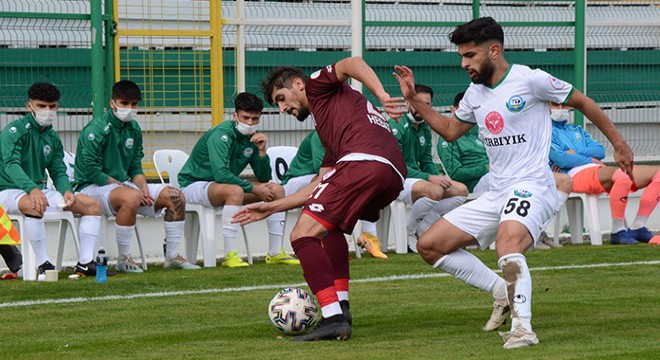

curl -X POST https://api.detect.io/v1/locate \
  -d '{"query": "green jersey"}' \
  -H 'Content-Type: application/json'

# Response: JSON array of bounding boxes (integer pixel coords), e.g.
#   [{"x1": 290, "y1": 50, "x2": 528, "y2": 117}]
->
[
  {"x1": 281, "y1": 130, "x2": 324, "y2": 185},
  {"x1": 178, "y1": 121, "x2": 271, "y2": 193},
  {"x1": 388, "y1": 117, "x2": 439, "y2": 180},
  {"x1": 0, "y1": 113, "x2": 72, "y2": 194},
  {"x1": 74, "y1": 110, "x2": 145, "y2": 191},
  {"x1": 436, "y1": 126, "x2": 489, "y2": 192}
]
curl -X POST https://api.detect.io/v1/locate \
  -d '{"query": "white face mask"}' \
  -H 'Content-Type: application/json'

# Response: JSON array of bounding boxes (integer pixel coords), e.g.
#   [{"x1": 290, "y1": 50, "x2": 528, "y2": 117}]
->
[
  {"x1": 406, "y1": 111, "x2": 424, "y2": 125},
  {"x1": 30, "y1": 103, "x2": 57, "y2": 127},
  {"x1": 112, "y1": 101, "x2": 138, "y2": 122},
  {"x1": 550, "y1": 109, "x2": 570, "y2": 122},
  {"x1": 236, "y1": 122, "x2": 258, "y2": 136}
]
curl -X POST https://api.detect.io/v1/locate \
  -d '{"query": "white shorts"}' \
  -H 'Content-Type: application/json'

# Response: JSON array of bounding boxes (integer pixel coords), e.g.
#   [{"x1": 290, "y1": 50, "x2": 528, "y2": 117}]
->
[
  {"x1": 80, "y1": 182, "x2": 166, "y2": 217},
  {"x1": 472, "y1": 173, "x2": 492, "y2": 195},
  {"x1": 181, "y1": 181, "x2": 214, "y2": 208},
  {"x1": 283, "y1": 174, "x2": 316, "y2": 197},
  {"x1": 444, "y1": 182, "x2": 557, "y2": 249},
  {"x1": 0, "y1": 188, "x2": 67, "y2": 215},
  {"x1": 397, "y1": 178, "x2": 422, "y2": 206}
]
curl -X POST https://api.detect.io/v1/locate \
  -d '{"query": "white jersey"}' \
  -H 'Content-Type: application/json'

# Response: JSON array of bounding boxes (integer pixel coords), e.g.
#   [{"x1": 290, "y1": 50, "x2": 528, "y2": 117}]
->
[{"x1": 455, "y1": 64, "x2": 574, "y2": 190}]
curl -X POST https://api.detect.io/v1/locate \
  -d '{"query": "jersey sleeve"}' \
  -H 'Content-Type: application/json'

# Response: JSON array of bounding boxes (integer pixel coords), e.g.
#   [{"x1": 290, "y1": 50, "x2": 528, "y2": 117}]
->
[
  {"x1": 0, "y1": 128, "x2": 39, "y2": 193},
  {"x1": 305, "y1": 64, "x2": 341, "y2": 100},
  {"x1": 75, "y1": 126, "x2": 110, "y2": 186},
  {"x1": 453, "y1": 87, "x2": 477, "y2": 124},
  {"x1": 531, "y1": 69, "x2": 574, "y2": 104},
  {"x1": 250, "y1": 145, "x2": 272, "y2": 183},
  {"x1": 419, "y1": 132, "x2": 439, "y2": 176},
  {"x1": 127, "y1": 128, "x2": 145, "y2": 179},
  {"x1": 48, "y1": 139, "x2": 73, "y2": 194}
]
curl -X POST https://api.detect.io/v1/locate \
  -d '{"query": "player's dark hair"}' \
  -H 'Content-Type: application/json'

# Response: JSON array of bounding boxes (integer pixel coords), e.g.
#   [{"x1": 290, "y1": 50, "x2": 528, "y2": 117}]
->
[
  {"x1": 261, "y1": 66, "x2": 308, "y2": 105},
  {"x1": 112, "y1": 80, "x2": 142, "y2": 101},
  {"x1": 28, "y1": 82, "x2": 60, "y2": 102},
  {"x1": 449, "y1": 17, "x2": 504, "y2": 46},
  {"x1": 453, "y1": 91, "x2": 465, "y2": 107},
  {"x1": 235, "y1": 92, "x2": 264, "y2": 113},
  {"x1": 415, "y1": 84, "x2": 434, "y2": 99}
]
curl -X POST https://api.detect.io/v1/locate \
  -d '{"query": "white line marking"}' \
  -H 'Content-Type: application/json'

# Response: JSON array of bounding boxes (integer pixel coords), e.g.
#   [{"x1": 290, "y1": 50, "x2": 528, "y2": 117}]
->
[{"x1": 2, "y1": 260, "x2": 658, "y2": 309}]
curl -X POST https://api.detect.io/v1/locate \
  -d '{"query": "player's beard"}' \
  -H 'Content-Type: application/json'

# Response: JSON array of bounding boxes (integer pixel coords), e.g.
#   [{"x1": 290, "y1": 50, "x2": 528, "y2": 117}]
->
[
  {"x1": 471, "y1": 58, "x2": 495, "y2": 85},
  {"x1": 296, "y1": 106, "x2": 310, "y2": 122}
]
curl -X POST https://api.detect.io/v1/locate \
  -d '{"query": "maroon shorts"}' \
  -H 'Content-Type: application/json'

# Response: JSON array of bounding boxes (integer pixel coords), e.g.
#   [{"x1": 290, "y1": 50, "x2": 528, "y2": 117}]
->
[{"x1": 302, "y1": 160, "x2": 403, "y2": 234}]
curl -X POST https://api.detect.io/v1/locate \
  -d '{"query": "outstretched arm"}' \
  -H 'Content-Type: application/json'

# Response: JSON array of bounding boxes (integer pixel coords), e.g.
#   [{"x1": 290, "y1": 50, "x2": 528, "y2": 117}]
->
[
  {"x1": 393, "y1": 65, "x2": 472, "y2": 141},
  {"x1": 567, "y1": 90, "x2": 634, "y2": 176},
  {"x1": 334, "y1": 57, "x2": 407, "y2": 119}
]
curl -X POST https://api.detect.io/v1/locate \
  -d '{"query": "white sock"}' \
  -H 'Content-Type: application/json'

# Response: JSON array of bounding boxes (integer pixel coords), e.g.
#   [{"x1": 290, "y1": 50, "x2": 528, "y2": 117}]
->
[
  {"x1": 418, "y1": 196, "x2": 467, "y2": 235},
  {"x1": 555, "y1": 191, "x2": 569, "y2": 215},
  {"x1": 164, "y1": 220, "x2": 184, "y2": 259},
  {"x1": 361, "y1": 221, "x2": 377, "y2": 235},
  {"x1": 222, "y1": 205, "x2": 241, "y2": 255},
  {"x1": 433, "y1": 248, "x2": 506, "y2": 300},
  {"x1": 321, "y1": 301, "x2": 342, "y2": 318},
  {"x1": 498, "y1": 253, "x2": 532, "y2": 332},
  {"x1": 25, "y1": 217, "x2": 49, "y2": 265},
  {"x1": 115, "y1": 224, "x2": 135, "y2": 258},
  {"x1": 612, "y1": 218, "x2": 626, "y2": 233},
  {"x1": 407, "y1": 197, "x2": 437, "y2": 234},
  {"x1": 78, "y1": 215, "x2": 101, "y2": 264},
  {"x1": 267, "y1": 212, "x2": 285, "y2": 256},
  {"x1": 337, "y1": 291, "x2": 349, "y2": 301},
  {"x1": 630, "y1": 216, "x2": 649, "y2": 230}
]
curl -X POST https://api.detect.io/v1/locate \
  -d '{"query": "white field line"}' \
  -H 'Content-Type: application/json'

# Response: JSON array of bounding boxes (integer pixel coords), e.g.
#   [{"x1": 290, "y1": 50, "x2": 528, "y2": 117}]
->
[{"x1": 2, "y1": 260, "x2": 658, "y2": 309}]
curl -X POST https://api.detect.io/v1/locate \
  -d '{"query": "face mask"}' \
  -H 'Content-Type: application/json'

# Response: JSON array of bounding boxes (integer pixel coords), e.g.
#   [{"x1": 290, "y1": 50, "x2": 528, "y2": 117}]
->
[
  {"x1": 406, "y1": 111, "x2": 424, "y2": 125},
  {"x1": 30, "y1": 104, "x2": 57, "y2": 127},
  {"x1": 112, "y1": 101, "x2": 138, "y2": 122},
  {"x1": 236, "y1": 122, "x2": 258, "y2": 136},
  {"x1": 550, "y1": 109, "x2": 570, "y2": 122}
]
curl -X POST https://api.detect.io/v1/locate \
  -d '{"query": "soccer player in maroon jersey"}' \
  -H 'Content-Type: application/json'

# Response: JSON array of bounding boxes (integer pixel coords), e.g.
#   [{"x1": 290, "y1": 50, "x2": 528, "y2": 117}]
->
[{"x1": 233, "y1": 57, "x2": 407, "y2": 341}]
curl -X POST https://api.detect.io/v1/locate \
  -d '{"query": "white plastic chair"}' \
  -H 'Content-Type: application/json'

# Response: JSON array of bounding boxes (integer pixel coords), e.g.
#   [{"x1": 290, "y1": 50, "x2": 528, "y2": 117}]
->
[
  {"x1": 552, "y1": 192, "x2": 602, "y2": 245},
  {"x1": 153, "y1": 149, "x2": 251, "y2": 267}
]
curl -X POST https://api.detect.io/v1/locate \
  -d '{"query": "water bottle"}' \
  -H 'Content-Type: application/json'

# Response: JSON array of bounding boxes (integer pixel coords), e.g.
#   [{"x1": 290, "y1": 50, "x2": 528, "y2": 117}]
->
[{"x1": 95, "y1": 247, "x2": 108, "y2": 283}]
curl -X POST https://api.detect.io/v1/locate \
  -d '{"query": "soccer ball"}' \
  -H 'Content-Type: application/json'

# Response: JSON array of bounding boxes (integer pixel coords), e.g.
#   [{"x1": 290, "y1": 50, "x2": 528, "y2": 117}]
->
[{"x1": 268, "y1": 288, "x2": 320, "y2": 335}]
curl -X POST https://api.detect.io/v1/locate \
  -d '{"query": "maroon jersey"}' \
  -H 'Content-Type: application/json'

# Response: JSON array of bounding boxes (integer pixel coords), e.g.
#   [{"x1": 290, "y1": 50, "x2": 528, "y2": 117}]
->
[{"x1": 305, "y1": 64, "x2": 407, "y2": 178}]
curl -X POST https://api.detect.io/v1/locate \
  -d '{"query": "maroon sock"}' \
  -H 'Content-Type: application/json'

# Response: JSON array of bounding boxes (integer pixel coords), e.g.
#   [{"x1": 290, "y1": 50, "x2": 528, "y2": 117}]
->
[
  {"x1": 292, "y1": 236, "x2": 335, "y2": 294},
  {"x1": 322, "y1": 230, "x2": 350, "y2": 280}
]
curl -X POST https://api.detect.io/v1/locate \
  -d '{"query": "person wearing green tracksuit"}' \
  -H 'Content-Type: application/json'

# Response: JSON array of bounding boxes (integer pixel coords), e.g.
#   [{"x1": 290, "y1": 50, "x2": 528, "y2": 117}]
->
[
  {"x1": 178, "y1": 92, "x2": 299, "y2": 267},
  {"x1": 387, "y1": 84, "x2": 468, "y2": 253}
]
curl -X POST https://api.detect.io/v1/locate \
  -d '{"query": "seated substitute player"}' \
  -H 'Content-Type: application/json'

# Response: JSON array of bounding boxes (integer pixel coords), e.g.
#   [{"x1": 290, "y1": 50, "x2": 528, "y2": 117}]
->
[
  {"x1": 74, "y1": 80, "x2": 200, "y2": 272},
  {"x1": 234, "y1": 56, "x2": 408, "y2": 341},
  {"x1": 282, "y1": 130, "x2": 387, "y2": 259},
  {"x1": 394, "y1": 17, "x2": 633, "y2": 349},
  {"x1": 548, "y1": 101, "x2": 659, "y2": 244},
  {"x1": 388, "y1": 84, "x2": 468, "y2": 253},
  {"x1": 178, "y1": 92, "x2": 298, "y2": 267},
  {"x1": 0, "y1": 82, "x2": 104, "y2": 276}
]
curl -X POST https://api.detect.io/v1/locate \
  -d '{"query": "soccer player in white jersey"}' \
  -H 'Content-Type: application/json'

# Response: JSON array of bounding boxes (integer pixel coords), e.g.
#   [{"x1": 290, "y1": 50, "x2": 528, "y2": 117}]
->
[{"x1": 394, "y1": 17, "x2": 634, "y2": 349}]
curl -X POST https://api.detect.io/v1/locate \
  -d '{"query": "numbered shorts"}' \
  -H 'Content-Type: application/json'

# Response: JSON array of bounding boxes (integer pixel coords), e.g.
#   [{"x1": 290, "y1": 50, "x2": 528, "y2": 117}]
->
[
  {"x1": 444, "y1": 182, "x2": 557, "y2": 249},
  {"x1": 397, "y1": 178, "x2": 422, "y2": 206},
  {"x1": 0, "y1": 188, "x2": 67, "y2": 215},
  {"x1": 181, "y1": 181, "x2": 214, "y2": 208},
  {"x1": 80, "y1": 182, "x2": 166, "y2": 217},
  {"x1": 302, "y1": 160, "x2": 403, "y2": 234},
  {"x1": 282, "y1": 174, "x2": 316, "y2": 197}
]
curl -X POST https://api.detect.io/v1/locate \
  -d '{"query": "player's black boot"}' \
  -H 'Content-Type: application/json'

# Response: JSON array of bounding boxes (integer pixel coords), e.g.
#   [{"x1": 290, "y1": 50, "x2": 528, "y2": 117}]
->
[
  {"x1": 340, "y1": 300, "x2": 352, "y2": 325},
  {"x1": 293, "y1": 314, "x2": 351, "y2": 342}
]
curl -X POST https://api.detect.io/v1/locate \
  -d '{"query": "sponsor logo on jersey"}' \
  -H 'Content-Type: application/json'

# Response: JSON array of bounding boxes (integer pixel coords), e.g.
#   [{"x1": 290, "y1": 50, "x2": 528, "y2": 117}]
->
[
  {"x1": 308, "y1": 203, "x2": 324, "y2": 212},
  {"x1": 221, "y1": 134, "x2": 229, "y2": 142},
  {"x1": 575, "y1": 133, "x2": 582, "y2": 141},
  {"x1": 484, "y1": 111, "x2": 504, "y2": 135},
  {"x1": 104, "y1": 124, "x2": 111, "y2": 132},
  {"x1": 392, "y1": 128, "x2": 399, "y2": 136},
  {"x1": 506, "y1": 95, "x2": 525, "y2": 113},
  {"x1": 514, "y1": 189, "x2": 533, "y2": 198},
  {"x1": 243, "y1": 147, "x2": 253, "y2": 157},
  {"x1": 43, "y1": 144, "x2": 51, "y2": 156},
  {"x1": 550, "y1": 76, "x2": 567, "y2": 90},
  {"x1": 483, "y1": 134, "x2": 527, "y2": 147},
  {"x1": 366, "y1": 102, "x2": 391, "y2": 131},
  {"x1": 441, "y1": 141, "x2": 448, "y2": 148},
  {"x1": 419, "y1": 136, "x2": 426, "y2": 145},
  {"x1": 9, "y1": 127, "x2": 16, "y2": 133},
  {"x1": 88, "y1": 133, "x2": 95, "y2": 141},
  {"x1": 25, "y1": 123, "x2": 31, "y2": 129},
  {"x1": 125, "y1": 138, "x2": 134, "y2": 149},
  {"x1": 322, "y1": 168, "x2": 336, "y2": 181},
  {"x1": 310, "y1": 70, "x2": 321, "y2": 79}
]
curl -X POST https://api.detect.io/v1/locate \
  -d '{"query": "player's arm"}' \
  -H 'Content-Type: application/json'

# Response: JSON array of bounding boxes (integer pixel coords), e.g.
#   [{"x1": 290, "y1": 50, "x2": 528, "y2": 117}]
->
[
  {"x1": 566, "y1": 90, "x2": 633, "y2": 174},
  {"x1": 334, "y1": 57, "x2": 407, "y2": 119},
  {"x1": 394, "y1": 65, "x2": 472, "y2": 141}
]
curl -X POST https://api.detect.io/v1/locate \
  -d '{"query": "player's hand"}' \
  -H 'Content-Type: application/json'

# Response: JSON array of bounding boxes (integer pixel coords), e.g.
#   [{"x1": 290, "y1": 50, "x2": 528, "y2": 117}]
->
[
  {"x1": 251, "y1": 133, "x2": 268, "y2": 151},
  {"x1": 28, "y1": 188, "x2": 48, "y2": 214},
  {"x1": 393, "y1": 65, "x2": 416, "y2": 101},
  {"x1": 232, "y1": 203, "x2": 272, "y2": 225},
  {"x1": 377, "y1": 94, "x2": 407, "y2": 120},
  {"x1": 613, "y1": 141, "x2": 634, "y2": 181},
  {"x1": 252, "y1": 183, "x2": 275, "y2": 202},
  {"x1": 551, "y1": 164, "x2": 562, "y2": 173},
  {"x1": 63, "y1": 191, "x2": 76, "y2": 208},
  {"x1": 139, "y1": 188, "x2": 154, "y2": 207},
  {"x1": 428, "y1": 175, "x2": 452, "y2": 189}
]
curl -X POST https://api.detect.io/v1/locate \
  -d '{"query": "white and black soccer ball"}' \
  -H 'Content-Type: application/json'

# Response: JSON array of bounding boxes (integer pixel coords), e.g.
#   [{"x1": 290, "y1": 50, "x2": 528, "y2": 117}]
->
[{"x1": 268, "y1": 288, "x2": 319, "y2": 335}]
